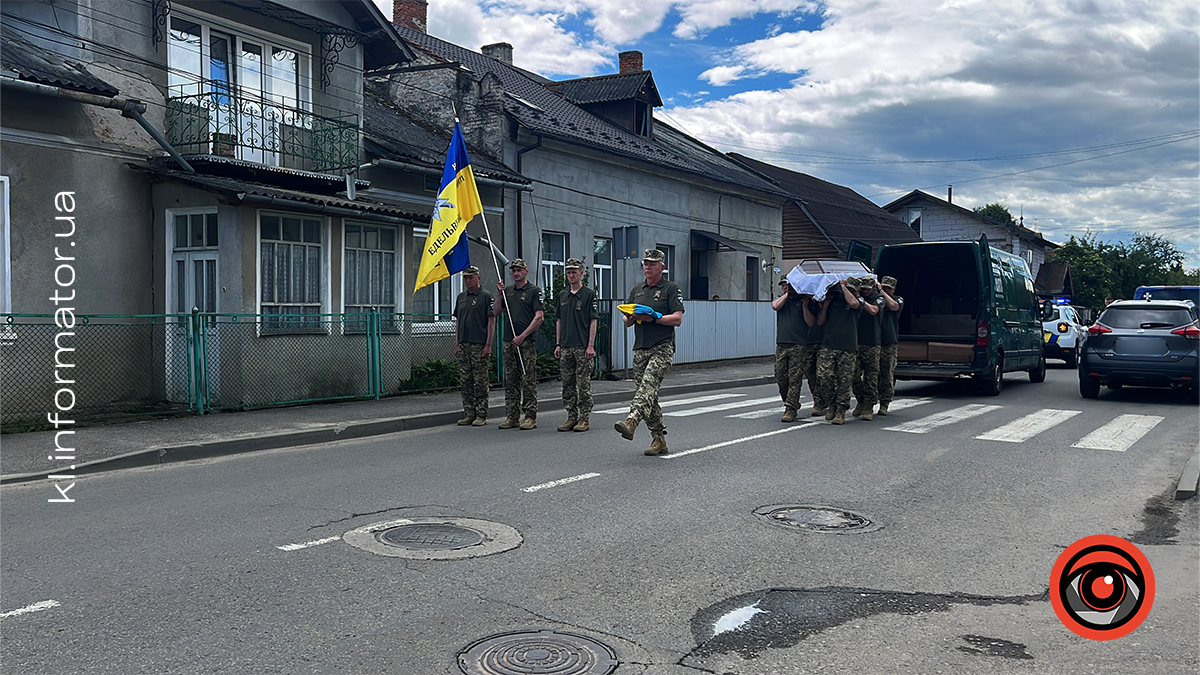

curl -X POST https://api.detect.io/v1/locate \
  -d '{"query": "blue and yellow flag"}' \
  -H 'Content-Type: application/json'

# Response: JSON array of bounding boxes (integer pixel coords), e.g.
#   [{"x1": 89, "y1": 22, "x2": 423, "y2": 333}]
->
[{"x1": 414, "y1": 121, "x2": 483, "y2": 292}]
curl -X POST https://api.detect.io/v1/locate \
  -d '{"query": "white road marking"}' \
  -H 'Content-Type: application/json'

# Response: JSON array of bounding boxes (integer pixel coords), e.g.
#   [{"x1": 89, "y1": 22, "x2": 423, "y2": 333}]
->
[
  {"x1": 727, "y1": 401, "x2": 813, "y2": 419},
  {"x1": 883, "y1": 404, "x2": 1002, "y2": 434},
  {"x1": 666, "y1": 397, "x2": 787, "y2": 417},
  {"x1": 1072, "y1": 414, "x2": 1164, "y2": 452},
  {"x1": 883, "y1": 398, "x2": 933, "y2": 412},
  {"x1": 277, "y1": 535, "x2": 343, "y2": 552},
  {"x1": 591, "y1": 393, "x2": 746, "y2": 415},
  {"x1": 0, "y1": 600, "x2": 60, "y2": 619},
  {"x1": 522, "y1": 472, "x2": 601, "y2": 493},
  {"x1": 975, "y1": 409, "x2": 1082, "y2": 443},
  {"x1": 661, "y1": 421, "x2": 822, "y2": 459}
]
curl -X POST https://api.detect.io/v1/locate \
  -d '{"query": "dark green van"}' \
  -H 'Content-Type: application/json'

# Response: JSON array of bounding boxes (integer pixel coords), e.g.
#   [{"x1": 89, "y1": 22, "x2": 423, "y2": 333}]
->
[{"x1": 874, "y1": 235, "x2": 1048, "y2": 395}]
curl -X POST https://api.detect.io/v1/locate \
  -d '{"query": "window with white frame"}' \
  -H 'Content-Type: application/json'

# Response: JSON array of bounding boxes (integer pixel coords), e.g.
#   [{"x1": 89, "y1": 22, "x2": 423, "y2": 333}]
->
[
  {"x1": 411, "y1": 228, "x2": 455, "y2": 322},
  {"x1": 541, "y1": 230, "x2": 567, "y2": 292},
  {"x1": 592, "y1": 237, "x2": 612, "y2": 299},
  {"x1": 260, "y1": 213, "x2": 323, "y2": 332},
  {"x1": 906, "y1": 208, "x2": 922, "y2": 236},
  {"x1": 344, "y1": 223, "x2": 398, "y2": 332},
  {"x1": 656, "y1": 243, "x2": 676, "y2": 282}
]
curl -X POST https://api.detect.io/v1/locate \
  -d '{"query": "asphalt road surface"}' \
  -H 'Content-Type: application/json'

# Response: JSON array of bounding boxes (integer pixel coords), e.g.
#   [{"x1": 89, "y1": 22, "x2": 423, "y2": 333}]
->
[{"x1": 3, "y1": 364, "x2": 1197, "y2": 674}]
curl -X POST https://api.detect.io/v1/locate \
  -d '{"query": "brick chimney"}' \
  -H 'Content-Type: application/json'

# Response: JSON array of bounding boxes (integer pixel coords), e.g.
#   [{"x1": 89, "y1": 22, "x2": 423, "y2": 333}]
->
[
  {"x1": 393, "y1": 0, "x2": 428, "y2": 33},
  {"x1": 618, "y1": 50, "x2": 643, "y2": 74},
  {"x1": 481, "y1": 42, "x2": 513, "y2": 65}
]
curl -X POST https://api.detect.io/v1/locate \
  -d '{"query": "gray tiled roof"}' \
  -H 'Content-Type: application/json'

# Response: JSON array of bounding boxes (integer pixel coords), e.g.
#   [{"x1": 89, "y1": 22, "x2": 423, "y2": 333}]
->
[
  {"x1": 731, "y1": 153, "x2": 921, "y2": 248},
  {"x1": 363, "y1": 86, "x2": 529, "y2": 184},
  {"x1": 394, "y1": 27, "x2": 784, "y2": 197},
  {"x1": 551, "y1": 71, "x2": 662, "y2": 107},
  {"x1": 1, "y1": 22, "x2": 119, "y2": 96}
]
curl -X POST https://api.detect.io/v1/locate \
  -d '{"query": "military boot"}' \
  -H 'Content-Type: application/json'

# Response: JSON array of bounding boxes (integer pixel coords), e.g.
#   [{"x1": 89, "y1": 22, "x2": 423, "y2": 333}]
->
[
  {"x1": 861, "y1": 410, "x2": 874, "y2": 421},
  {"x1": 572, "y1": 419, "x2": 590, "y2": 432},
  {"x1": 471, "y1": 417, "x2": 487, "y2": 426},
  {"x1": 498, "y1": 417, "x2": 519, "y2": 429},
  {"x1": 851, "y1": 403, "x2": 866, "y2": 418},
  {"x1": 557, "y1": 419, "x2": 578, "y2": 432},
  {"x1": 811, "y1": 406, "x2": 826, "y2": 417},
  {"x1": 519, "y1": 417, "x2": 537, "y2": 430},
  {"x1": 645, "y1": 436, "x2": 668, "y2": 456},
  {"x1": 831, "y1": 409, "x2": 846, "y2": 425},
  {"x1": 781, "y1": 408, "x2": 797, "y2": 423},
  {"x1": 615, "y1": 416, "x2": 639, "y2": 440},
  {"x1": 877, "y1": 402, "x2": 890, "y2": 416},
  {"x1": 825, "y1": 408, "x2": 836, "y2": 421},
  {"x1": 457, "y1": 414, "x2": 476, "y2": 426}
]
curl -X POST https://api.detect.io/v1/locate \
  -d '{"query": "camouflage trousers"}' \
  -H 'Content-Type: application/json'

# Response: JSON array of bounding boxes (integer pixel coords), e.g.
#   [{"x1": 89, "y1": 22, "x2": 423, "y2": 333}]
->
[
  {"x1": 559, "y1": 346, "x2": 594, "y2": 420},
  {"x1": 457, "y1": 342, "x2": 490, "y2": 418},
  {"x1": 799, "y1": 344, "x2": 827, "y2": 410},
  {"x1": 774, "y1": 344, "x2": 805, "y2": 412},
  {"x1": 503, "y1": 340, "x2": 538, "y2": 420},
  {"x1": 878, "y1": 343, "x2": 898, "y2": 405},
  {"x1": 852, "y1": 344, "x2": 882, "y2": 407},
  {"x1": 630, "y1": 341, "x2": 674, "y2": 438},
  {"x1": 817, "y1": 348, "x2": 856, "y2": 412}
]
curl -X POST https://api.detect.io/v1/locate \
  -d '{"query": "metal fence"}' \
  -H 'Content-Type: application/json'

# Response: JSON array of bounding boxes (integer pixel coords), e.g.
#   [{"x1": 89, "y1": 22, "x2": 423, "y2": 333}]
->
[
  {"x1": 607, "y1": 300, "x2": 776, "y2": 371},
  {"x1": 0, "y1": 309, "x2": 614, "y2": 430}
]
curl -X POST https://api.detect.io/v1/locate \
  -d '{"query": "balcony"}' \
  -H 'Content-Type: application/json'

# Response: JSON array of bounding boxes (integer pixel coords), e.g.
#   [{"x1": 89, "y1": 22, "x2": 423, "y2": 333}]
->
[{"x1": 165, "y1": 81, "x2": 359, "y2": 173}]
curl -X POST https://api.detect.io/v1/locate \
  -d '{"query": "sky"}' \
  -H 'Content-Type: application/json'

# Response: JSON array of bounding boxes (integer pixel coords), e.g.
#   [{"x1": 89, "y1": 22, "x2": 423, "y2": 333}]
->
[{"x1": 374, "y1": 0, "x2": 1200, "y2": 267}]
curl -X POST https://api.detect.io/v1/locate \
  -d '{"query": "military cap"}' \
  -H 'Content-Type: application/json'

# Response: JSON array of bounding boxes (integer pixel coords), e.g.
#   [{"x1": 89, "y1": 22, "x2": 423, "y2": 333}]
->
[
  {"x1": 860, "y1": 276, "x2": 877, "y2": 288},
  {"x1": 508, "y1": 258, "x2": 528, "y2": 269},
  {"x1": 842, "y1": 276, "x2": 860, "y2": 290},
  {"x1": 462, "y1": 265, "x2": 480, "y2": 276},
  {"x1": 778, "y1": 278, "x2": 789, "y2": 286},
  {"x1": 565, "y1": 257, "x2": 585, "y2": 270},
  {"x1": 642, "y1": 248, "x2": 666, "y2": 263},
  {"x1": 881, "y1": 275, "x2": 898, "y2": 288}
]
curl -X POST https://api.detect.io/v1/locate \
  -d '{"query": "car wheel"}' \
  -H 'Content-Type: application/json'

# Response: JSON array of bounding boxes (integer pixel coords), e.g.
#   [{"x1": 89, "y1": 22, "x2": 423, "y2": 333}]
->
[
  {"x1": 1065, "y1": 350, "x2": 1077, "y2": 369},
  {"x1": 978, "y1": 359, "x2": 1003, "y2": 396},
  {"x1": 1080, "y1": 376, "x2": 1100, "y2": 399},
  {"x1": 1029, "y1": 356, "x2": 1046, "y2": 383}
]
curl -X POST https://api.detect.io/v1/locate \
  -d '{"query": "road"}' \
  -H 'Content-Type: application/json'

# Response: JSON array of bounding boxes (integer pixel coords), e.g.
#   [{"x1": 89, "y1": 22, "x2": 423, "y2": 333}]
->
[{"x1": 2, "y1": 364, "x2": 1197, "y2": 674}]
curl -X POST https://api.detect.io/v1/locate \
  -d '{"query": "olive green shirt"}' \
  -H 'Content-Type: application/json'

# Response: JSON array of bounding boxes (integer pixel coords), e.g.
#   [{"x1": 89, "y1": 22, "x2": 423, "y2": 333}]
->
[
  {"x1": 821, "y1": 294, "x2": 862, "y2": 353},
  {"x1": 500, "y1": 282, "x2": 544, "y2": 342},
  {"x1": 804, "y1": 300, "x2": 825, "y2": 345},
  {"x1": 558, "y1": 285, "x2": 599, "y2": 349},
  {"x1": 775, "y1": 296, "x2": 809, "y2": 345},
  {"x1": 882, "y1": 296, "x2": 904, "y2": 345},
  {"x1": 627, "y1": 278, "x2": 686, "y2": 350},
  {"x1": 454, "y1": 289, "x2": 494, "y2": 345},
  {"x1": 857, "y1": 292, "x2": 887, "y2": 346}
]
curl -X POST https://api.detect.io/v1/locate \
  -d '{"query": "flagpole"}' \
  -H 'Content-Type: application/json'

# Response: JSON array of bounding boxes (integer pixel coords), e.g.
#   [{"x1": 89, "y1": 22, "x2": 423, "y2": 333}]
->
[{"x1": 479, "y1": 210, "x2": 527, "y2": 377}]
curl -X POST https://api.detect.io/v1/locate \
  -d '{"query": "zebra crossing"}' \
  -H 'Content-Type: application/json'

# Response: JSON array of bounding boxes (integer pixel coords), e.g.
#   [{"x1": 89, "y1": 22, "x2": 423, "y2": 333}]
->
[{"x1": 592, "y1": 392, "x2": 1166, "y2": 453}]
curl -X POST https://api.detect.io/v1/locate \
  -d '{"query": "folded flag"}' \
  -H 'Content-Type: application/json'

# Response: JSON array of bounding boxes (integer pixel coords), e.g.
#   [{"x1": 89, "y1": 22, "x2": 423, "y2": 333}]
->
[{"x1": 617, "y1": 304, "x2": 662, "y2": 322}]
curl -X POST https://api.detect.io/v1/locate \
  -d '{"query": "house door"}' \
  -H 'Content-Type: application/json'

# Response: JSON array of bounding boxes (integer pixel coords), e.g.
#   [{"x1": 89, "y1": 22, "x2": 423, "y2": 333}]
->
[{"x1": 166, "y1": 212, "x2": 221, "y2": 404}]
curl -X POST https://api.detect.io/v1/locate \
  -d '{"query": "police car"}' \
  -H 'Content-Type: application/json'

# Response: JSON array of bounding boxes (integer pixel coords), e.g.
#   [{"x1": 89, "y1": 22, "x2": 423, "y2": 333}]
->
[{"x1": 1043, "y1": 301, "x2": 1085, "y2": 367}]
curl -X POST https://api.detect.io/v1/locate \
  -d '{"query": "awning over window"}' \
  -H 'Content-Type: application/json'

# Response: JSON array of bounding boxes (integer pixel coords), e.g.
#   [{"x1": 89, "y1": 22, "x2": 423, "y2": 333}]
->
[{"x1": 690, "y1": 229, "x2": 761, "y2": 255}]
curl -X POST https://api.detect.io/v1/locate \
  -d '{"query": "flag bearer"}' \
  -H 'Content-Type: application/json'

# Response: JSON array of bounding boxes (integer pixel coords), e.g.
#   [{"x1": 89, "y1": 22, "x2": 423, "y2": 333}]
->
[
  {"x1": 453, "y1": 266, "x2": 494, "y2": 426},
  {"x1": 495, "y1": 259, "x2": 544, "y2": 430}
]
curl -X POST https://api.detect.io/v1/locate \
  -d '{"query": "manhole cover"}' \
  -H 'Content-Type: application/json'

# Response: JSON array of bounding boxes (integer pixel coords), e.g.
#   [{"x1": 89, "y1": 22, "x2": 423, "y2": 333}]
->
[
  {"x1": 379, "y1": 523, "x2": 484, "y2": 550},
  {"x1": 754, "y1": 504, "x2": 881, "y2": 533},
  {"x1": 343, "y1": 517, "x2": 522, "y2": 560},
  {"x1": 458, "y1": 630, "x2": 618, "y2": 675}
]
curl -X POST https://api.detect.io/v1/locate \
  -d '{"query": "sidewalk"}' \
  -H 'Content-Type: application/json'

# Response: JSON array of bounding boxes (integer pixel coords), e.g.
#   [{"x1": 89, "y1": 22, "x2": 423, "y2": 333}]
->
[{"x1": 0, "y1": 358, "x2": 774, "y2": 483}]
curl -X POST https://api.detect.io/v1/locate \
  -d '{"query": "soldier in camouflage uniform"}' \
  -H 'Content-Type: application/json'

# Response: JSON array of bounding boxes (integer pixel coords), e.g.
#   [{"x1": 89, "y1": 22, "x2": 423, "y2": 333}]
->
[
  {"x1": 851, "y1": 276, "x2": 885, "y2": 420},
  {"x1": 495, "y1": 259, "x2": 545, "y2": 430},
  {"x1": 615, "y1": 249, "x2": 685, "y2": 455},
  {"x1": 772, "y1": 278, "x2": 807, "y2": 422},
  {"x1": 877, "y1": 275, "x2": 903, "y2": 415},
  {"x1": 801, "y1": 294, "x2": 828, "y2": 417},
  {"x1": 816, "y1": 277, "x2": 863, "y2": 425},
  {"x1": 555, "y1": 258, "x2": 599, "y2": 432},
  {"x1": 453, "y1": 266, "x2": 495, "y2": 426}
]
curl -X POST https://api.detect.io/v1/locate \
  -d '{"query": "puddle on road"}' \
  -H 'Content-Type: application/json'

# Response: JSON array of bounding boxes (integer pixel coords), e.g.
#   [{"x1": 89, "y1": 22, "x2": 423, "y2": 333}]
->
[
  {"x1": 687, "y1": 587, "x2": 1044, "y2": 661},
  {"x1": 1129, "y1": 487, "x2": 1181, "y2": 545}
]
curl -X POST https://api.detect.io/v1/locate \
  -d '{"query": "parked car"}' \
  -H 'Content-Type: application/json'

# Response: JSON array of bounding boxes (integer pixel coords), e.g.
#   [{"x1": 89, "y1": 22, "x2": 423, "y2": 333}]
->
[
  {"x1": 874, "y1": 235, "x2": 1051, "y2": 396},
  {"x1": 1043, "y1": 302, "x2": 1086, "y2": 367},
  {"x1": 1133, "y1": 285, "x2": 1200, "y2": 307},
  {"x1": 1078, "y1": 299, "x2": 1200, "y2": 400}
]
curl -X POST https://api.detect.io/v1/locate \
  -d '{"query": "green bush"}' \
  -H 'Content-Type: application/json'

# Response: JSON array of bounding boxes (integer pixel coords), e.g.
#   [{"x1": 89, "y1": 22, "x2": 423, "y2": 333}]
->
[{"x1": 398, "y1": 359, "x2": 459, "y2": 393}]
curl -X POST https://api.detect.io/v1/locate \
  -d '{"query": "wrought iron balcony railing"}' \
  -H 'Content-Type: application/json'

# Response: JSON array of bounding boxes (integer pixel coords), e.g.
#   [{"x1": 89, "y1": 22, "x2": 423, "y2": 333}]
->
[{"x1": 165, "y1": 81, "x2": 359, "y2": 172}]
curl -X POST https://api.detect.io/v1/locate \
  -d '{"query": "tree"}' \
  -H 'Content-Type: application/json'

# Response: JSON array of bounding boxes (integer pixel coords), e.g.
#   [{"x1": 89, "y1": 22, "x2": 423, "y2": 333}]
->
[
  {"x1": 1050, "y1": 234, "x2": 1111, "y2": 311},
  {"x1": 1049, "y1": 231, "x2": 1199, "y2": 311},
  {"x1": 973, "y1": 202, "x2": 1018, "y2": 228}
]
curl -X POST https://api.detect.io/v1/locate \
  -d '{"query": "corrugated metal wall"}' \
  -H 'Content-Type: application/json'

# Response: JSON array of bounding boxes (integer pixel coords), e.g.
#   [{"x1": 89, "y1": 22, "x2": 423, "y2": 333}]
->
[{"x1": 608, "y1": 300, "x2": 775, "y2": 370}]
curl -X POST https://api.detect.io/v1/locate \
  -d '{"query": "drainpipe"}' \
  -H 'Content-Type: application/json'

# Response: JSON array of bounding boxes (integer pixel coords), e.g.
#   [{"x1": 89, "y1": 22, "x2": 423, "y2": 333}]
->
[
  {"x1": 1, "y1": 77, "x2": 195, "y2": 173},
  {"x1": 514, "y1": 135, "x2": 542, "y2": 258}
]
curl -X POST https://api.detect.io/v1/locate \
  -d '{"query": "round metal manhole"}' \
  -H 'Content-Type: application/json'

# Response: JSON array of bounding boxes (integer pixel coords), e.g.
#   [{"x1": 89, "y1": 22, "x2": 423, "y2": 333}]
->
[
  {"x1": 754, "y1": 504, "x2": 882, "y2": 534},
  {"x1": 343, "y1": 517, "x2": 522, "y2": 560},
  {"x1": 458, "y1": 630, "x2": 618, "y2": 675}
]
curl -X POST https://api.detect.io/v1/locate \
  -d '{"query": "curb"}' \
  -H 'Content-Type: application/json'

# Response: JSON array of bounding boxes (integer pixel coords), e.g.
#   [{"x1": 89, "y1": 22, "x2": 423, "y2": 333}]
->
[
  {"x1": 1175, "y1": 447, "x2": 1200, "y2": 500},
  {"x1": 1, "y1": 376, "x2": 772, "y2": 485}
]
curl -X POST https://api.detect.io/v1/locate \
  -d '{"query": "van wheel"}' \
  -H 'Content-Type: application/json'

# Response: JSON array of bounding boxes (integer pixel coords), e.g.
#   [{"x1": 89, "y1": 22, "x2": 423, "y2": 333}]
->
[
  {"x1": 978, "y1": 360, "x2": 1003, "y2": 396},
  {"x1": 1080, "y1": 376, "x2": 1100, "y2": 399},
  {"x1": 1029, "y1": 356, "x2": 1046, "y2": 383},
  {"x1": 1065, "y1": 350, "x2": 1077, "y2": 368}
]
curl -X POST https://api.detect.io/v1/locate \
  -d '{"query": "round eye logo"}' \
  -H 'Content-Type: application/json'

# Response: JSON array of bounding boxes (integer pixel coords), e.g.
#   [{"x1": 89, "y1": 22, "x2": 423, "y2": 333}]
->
[{"x1": 1050, "y1": 534, "x2": 1154, "y2": 640}]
